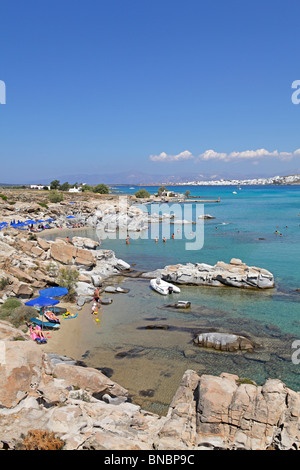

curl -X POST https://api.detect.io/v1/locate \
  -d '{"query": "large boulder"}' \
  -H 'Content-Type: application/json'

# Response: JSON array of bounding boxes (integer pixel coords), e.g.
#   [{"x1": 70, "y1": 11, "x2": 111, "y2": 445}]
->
[
  {"x1": 156, "y1": 258, "x2": 274, "y2": 289},
  {"x1": 72, "y1": 237, "x2": 99, "y2": 250},
  {"x1": 158, "y1": 370, "x2": 300, "y2": 450},
  {"x1": 193, "y1": 332, "x2": 257, "y2": 352},
  {"x1": 50, "y1": 240, "x2": 96, "y2": 268},
  {"x1": 0, "y1": 340, "x2": 44, "y2": 408},
  {"x1": 52, "y1": 363, "x2": 128, "y2": 399}
]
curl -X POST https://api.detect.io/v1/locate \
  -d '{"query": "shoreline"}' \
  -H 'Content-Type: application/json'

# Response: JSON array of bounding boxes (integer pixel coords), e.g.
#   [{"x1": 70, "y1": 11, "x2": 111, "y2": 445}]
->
[{"x1": 1, "y1": 189, "x2": 299, "y2": 414}]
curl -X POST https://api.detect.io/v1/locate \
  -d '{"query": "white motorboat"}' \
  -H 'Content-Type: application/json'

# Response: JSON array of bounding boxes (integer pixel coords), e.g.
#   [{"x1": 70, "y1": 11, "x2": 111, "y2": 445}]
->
[{"x1": 150, "y1": 278, "x2": 181, "y2": 295}]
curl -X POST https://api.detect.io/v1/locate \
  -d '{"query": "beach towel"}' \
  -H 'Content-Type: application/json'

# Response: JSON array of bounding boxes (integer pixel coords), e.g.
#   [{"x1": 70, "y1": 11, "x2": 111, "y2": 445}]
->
[{"x1": 30, "y1": 325, "x2": 47, "y2": 343}]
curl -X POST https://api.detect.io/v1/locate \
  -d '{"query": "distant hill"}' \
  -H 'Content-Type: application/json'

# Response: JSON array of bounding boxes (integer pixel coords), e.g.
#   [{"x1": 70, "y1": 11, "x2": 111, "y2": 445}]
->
[{"x1": 0, "y1": 183, "x2": 25, "y2": 187}]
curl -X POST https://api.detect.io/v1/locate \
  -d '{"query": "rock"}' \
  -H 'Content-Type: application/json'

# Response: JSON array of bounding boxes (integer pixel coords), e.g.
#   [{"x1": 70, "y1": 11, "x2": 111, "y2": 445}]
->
[
  {"x1": 193, "y1": 332, "x2": 257, "y2": 352},
  {"x1": 91, "y1": 275, "x2": 102, "y2": 287},
  {"x1": 198, "y1": 214, "x2": 215, "y2": 219},
  {"x1": 72, "y1": 237, "x2": 99, "y2": 250},
  {"x1": 0, "y1": 340, "x2": 43, "y2": 408},
  {"x1": 75, "y1": 282, "x2": 95, "y2": 297},
  {"x1": 50, "y1": 242, "x2": 76, "y2": 265},
  {"x1": 74, "y1": 248, "x2": 96, "y2": 268},
  {"x1": 52, "y1": 363, "x2": 128, "y2": 399},
  {"x1": 50, "y1": 241, "x2": 96, "y2": 268},
  {"x1": 8, "y1": 267, "x2": 33, "y2": 283},
  {"x1": 115, "y1": 259, "x2": 131, "y2": 271},
  {"x1": 145, "y1": 259, "x2": 275, "y2": 289},
  {"x1": 0, "y1": 322, "x2": 300, "y2": 450},
  {"x1": 12, "y1": 282, "x2": 33, "y2": 299},
  {"x1": 104, "y1": 286, "x2": 129, "y2": 294},
  {"x1": 159, "y1": 370, "x2": 300, "y2": 450},
  {"x1": 37, "y1": 238, "x2": 50, "y2": 251}
]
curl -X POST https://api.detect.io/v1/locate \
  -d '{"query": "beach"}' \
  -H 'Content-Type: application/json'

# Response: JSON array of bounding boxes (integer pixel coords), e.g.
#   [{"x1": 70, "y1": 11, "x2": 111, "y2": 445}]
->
[
  {"x1": 35, "y1": 184, "x2": 300, "y2": 414},
  {"x1": 1, "y1": 185, "x2": 300, "y2": 415}
]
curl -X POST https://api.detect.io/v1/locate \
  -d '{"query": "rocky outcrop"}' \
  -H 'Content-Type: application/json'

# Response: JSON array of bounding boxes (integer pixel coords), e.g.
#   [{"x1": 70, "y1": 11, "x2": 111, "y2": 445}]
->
[
  {"x1": 193, "y1": 332, "x2": 258, "y2": 352},
  {"x1": 0, "y1": 323, "x2": 299, "y2": 450},
  {"x1": 0, "y1": 232, "x2": 131, "y2": 303},
  {"x1": 158, "y1": 370, "x2": 300, "y2": 450},
  {"x1": 143, "y1": 258, "x2": 275, "y2": 289}
]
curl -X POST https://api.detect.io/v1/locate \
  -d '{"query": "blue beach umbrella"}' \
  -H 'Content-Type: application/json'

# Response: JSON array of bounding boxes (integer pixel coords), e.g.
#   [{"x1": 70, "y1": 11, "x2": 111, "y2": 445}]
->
[
  {"x1": 11, "y1": 223, "x2": 24, "y2": 229},
  {"x1": 66, "y1": 215, "x2": 75, "y2": 219},
  {"x1": 25, "y1": 296, "x2": 60, "y2": 329},
  {"x1": 25, "y1": 296, "x2": 60, "y2": 307},
  {"x1": 39, "y1": 287, "x2": 68, "y2": 298}
]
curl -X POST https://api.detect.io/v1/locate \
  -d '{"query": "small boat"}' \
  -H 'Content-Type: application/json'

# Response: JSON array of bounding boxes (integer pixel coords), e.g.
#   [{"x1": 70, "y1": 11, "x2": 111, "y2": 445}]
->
[{"x1": 150, "y1": 278, "x2": 181, "y2": 295}]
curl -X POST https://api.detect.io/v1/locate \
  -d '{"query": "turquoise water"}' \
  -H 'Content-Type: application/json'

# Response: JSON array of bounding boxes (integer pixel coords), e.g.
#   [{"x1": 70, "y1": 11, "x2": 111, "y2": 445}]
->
[
  {"x1": 105, "y1": 185, "x2": 300, "y2": 290},
  {"x1": 45, "y1": 185, "x2": 300, "y2": 413}
]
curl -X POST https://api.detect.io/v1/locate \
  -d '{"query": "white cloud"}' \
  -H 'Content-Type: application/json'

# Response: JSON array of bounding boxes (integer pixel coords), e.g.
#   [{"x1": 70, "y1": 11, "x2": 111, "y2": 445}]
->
[
  {"x1": 149, "y1": 150, "x2": 194, "y2": 162},
  {"x1": 198, "y1": 148, "x2": 299, "y2": 162},
  {"x1": 150, "y1": 148, "x2": 300, "y2": 163},
  {"x1": 199, "y1": 149, "x2": 228, "y2": 161}
]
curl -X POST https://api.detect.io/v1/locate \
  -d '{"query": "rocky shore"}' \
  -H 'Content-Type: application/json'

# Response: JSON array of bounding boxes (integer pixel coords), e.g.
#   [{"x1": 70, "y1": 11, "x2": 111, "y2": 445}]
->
[
  {"x1": 0, "y1": 322, "x2": 299, "y2": 450},
  {"x1": 2, "y1": 191, "x2": 295, "y2": 451}
]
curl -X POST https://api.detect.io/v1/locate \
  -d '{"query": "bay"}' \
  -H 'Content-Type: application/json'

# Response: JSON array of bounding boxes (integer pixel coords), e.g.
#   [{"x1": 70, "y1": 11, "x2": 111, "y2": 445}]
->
[{"x1": 44, "y1": 185, "x2": 300, "y2": 414}]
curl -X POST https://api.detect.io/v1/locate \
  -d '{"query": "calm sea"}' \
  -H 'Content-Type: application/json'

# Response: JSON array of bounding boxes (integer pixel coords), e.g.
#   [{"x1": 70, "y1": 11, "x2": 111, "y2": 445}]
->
[{"x1": 45, "y1": 185, "x2": 300, "y2": 414}]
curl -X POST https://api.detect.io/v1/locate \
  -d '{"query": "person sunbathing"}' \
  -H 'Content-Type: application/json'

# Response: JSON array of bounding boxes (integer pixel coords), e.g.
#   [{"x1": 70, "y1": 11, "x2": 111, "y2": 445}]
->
[
  {"x1": 30, "y1": 325, "x2": 47, "y2": 342},
  {"x1": 44, "y1": 310, "x2": 60, "y2": 323}
]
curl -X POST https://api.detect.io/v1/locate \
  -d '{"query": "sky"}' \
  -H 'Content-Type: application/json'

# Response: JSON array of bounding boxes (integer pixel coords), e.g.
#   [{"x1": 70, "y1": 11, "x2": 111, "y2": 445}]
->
[{"x1": 1, "y1": 0, "x2": 300, "y2": 184}]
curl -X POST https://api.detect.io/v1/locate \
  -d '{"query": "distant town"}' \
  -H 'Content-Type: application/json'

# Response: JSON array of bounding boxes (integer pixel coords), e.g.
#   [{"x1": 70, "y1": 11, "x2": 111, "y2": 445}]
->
[{"x1": 174, "y1": 174, "x2": 300, "y2": 186}]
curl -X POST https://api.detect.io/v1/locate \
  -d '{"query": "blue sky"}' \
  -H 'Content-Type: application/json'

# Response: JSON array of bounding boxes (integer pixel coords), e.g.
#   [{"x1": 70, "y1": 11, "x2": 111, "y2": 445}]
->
[{"x1": 1, "y1": 0, "x2": 300, "y2": 183}]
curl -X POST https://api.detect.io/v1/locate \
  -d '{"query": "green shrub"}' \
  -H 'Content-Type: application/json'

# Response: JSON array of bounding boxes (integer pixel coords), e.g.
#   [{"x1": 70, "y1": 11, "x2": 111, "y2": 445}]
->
[
  {"x1": 135, "y1": 189, "x2": 150, "y2": 198},
  {"x1": 0, "y1": 299, "x2": 37, "y2": 327},
  {"x1": 0, "y1": 277, "x2": 10, "y2": 290},
  {"x1": 38, "y1": 202, "x2": 49, "y2": 209},
  {"x1": 93, "y1": 184, "x2": 109, "y2": 194},
  {"x1": 57, "y1": 267, "x2": 79, "y2": 301},
  {"x1": 49, "y1": 190, "x2": 63, "y2": 203}
]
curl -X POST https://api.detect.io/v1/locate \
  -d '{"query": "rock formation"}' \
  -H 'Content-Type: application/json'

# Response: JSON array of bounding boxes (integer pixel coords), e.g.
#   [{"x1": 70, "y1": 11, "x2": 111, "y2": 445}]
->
[
  {"x1": 193, "y1": 332, "x2": 258, "y2": 352},
  {"x1": 0, "y1": 323, "x2": 299, "y2": 450},
  {"x1": 143, "y1": 258, "x2": 275, "y2": 289},
  {"x1": 0, "y1": 232, "x2": 131, "y2": 307}
]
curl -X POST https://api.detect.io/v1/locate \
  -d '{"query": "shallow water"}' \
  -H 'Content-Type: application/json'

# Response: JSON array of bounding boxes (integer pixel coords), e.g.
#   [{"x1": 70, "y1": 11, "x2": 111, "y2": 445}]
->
[{"x1": 43, "y1": 185, "x2": 300, "y2": 415}]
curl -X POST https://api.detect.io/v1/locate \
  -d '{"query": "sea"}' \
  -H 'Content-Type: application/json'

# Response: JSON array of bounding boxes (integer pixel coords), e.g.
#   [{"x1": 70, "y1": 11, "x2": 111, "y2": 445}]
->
[{"x1": 45, "y1": 185, "x2": 300, "y2": 415}]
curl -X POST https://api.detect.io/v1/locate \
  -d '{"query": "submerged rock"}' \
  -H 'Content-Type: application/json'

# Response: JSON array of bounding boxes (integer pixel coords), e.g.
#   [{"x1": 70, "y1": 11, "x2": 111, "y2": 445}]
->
[{"x1": 193, "y1": 332, "x2": 258, "y2": 352}]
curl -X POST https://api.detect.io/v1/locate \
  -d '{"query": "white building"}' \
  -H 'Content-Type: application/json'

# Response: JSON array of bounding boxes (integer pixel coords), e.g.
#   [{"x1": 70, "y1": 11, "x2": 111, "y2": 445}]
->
[
  {"x1": 30, "y1": 184, "x2": 50, "y2": 190},
  {"x1": 68, "y1": 187, "x2": 82, "y2": 193}
]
